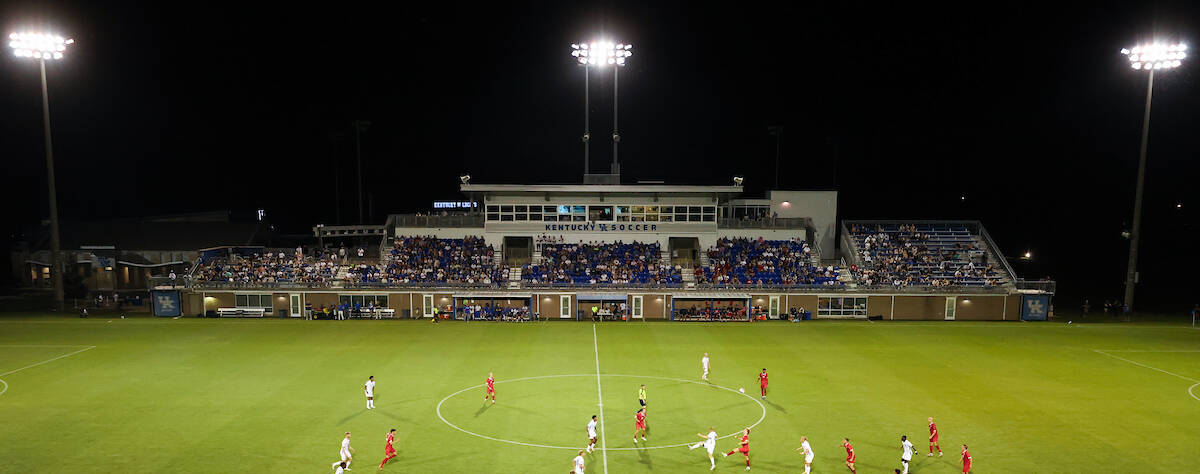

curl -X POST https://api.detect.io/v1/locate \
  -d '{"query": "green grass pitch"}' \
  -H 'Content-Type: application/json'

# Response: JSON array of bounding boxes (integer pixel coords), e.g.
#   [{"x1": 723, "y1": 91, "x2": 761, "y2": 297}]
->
[{"x1": 0, "y1": 315, "x2": 1197, "y2": 473}]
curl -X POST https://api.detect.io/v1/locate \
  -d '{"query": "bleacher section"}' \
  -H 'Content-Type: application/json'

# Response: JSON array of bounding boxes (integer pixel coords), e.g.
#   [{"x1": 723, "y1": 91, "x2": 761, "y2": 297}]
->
[
  {"x1": 373, "y1": 236, "x2": 506, "y2": 287},
  {"x1": 695, "y1": 237, "x2": 840, "y2": 286},
  {"x1": 846, "y1": 223, "x2": 1002, "y2": 286},
  {"x1": 521, "y1": 242, "x2": 682, "y2": 287},
  {"x1": 192, "y1": 250, "x2": 339, "y2": 285}
]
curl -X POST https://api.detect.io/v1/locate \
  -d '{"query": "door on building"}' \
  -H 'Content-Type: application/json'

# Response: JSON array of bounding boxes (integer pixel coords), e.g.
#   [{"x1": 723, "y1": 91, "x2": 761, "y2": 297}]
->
[
  {"x1": 668, "y1": 237, "x2": 700, "y2": 268},
  {"x1": 944, "y1": 296, "x2": 957, "y2": 320},
  {"x1": 423, "y1": 294, "x2": 435, "y2": 318},
  {"x1": 503, "y1": 236, "x2": 533, "y2": 266},
  {"x1": 769, "y1": 296, "x2": 781, "y2": 319},
  {"x1": 631, "y1": 296, "x2": 644, "y2": 319},
  {"x1": 559, "y1": 295, "x2": 572, "y2": 319},
  {"x1": 290, "y1": 294, "x2": 301, "y2": 318}
]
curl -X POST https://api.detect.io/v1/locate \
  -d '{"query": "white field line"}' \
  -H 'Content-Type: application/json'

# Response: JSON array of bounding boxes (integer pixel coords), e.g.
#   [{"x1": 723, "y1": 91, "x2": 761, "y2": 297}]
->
[
  {"x1": 0, "y1": 345, "x2": 96, "y2": 397},
  {"x1": 1093, "y1": 349, "x2": 1200, "y2": 402},
  {"x1": 435, "y1": 373, "x2": 765, "y2": 451},
  {"x1": 592, "y1": 324, "x2": 608, "y2": 474}
]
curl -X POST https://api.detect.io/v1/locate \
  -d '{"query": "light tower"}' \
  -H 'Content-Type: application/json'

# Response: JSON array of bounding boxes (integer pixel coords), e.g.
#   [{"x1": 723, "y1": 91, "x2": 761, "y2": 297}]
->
[
  {"x1": 9, "y1": 31, "x2": 74, "y2": 311},
  {"x1": 570, "y1": 41, "x2": 633, "y2": 178},
  {"x1": 1119, "y1": 41, "x2": 1186, "y2": 312}
]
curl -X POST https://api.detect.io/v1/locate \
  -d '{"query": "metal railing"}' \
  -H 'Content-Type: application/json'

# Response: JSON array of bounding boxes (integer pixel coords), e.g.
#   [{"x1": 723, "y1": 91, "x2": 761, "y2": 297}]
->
[
  {"x1": 717, "y1": 217, "x2": 810, "y2": 229},
  {"x1": 524, "y1": 282, "x2": 684, "y2": 290},
  {"x1": 391, "y1": 214, "x2": 483, "y2": 228},
  {"x1": 191, "y1": 281, "x2": 335, "y2": 290},
  {"x1": 1014, "y1": 279, "x2": 1056, "y2": 293},
  {"x1": 342, "y1": 281, "x2": 504, "y2": 290}
]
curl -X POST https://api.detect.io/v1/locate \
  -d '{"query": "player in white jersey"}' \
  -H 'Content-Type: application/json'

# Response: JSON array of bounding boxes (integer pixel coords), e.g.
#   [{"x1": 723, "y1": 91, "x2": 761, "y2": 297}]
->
[
  {"x1": 586, "y1": 415, "x2": 599, "y2": 453},
  {"x1": 899, "y1": 435, "x2": 915, "y2": 474},
  {"x1": 795, "y1": 435, "x2": 814, "y2": 474},
  {"x1": 701, "y1": 353, "x2": 710, "y2": 381},
  {"x1": 688, "y1": 426, "x2": 719, "y2": 470},
  {"x1": 364, "y1": 376, "x2": 376, "y2": 409},
  {"x1": 571, "y1": 449, "x2": 586, "y2": 473},
  {"x1": 332, "y1": 461, "x2": 347, "y2": 473},
  {"x1": 332, "y1": 432, "x2": 354, "y2": 470}
]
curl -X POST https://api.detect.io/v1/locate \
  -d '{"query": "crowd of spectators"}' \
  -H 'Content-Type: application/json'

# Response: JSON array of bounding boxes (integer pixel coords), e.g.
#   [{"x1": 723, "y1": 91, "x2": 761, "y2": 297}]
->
[
  {"x1": 522, "y1": 241, "x2": 682, "y2": 286},
  {"x1": 193, "y1": 250, "x2": 338, "y2": 285},
  {"x1": 696, "y1": 237, "x2": 839, "y2": 286},
  {"x1": 673, "y1": 304, "x2": 749, "y2": 321},
  {"x1": 849, "y1": 224, "x2": 1002, "y2": 286},
  {"x1": 378, "y1": 236, "x2": 506, "y2": 286}
]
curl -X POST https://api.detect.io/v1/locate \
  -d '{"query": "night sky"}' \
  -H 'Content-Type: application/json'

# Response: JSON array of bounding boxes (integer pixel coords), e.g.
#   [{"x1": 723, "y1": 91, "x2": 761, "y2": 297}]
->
[{"x1": 1, "y1": 2, "x2": 1197, "y2": 307}]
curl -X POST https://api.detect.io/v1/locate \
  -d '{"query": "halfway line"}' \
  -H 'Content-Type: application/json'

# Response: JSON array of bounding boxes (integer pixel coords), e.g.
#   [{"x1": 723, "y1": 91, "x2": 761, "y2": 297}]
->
[{"x1": 592, "y1": 324, "x2": 608, "y2": 474}]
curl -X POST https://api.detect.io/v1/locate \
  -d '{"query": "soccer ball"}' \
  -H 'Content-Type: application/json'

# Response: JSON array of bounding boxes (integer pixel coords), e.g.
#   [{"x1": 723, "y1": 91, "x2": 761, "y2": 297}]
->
[{"x1": 739, "y1": 387, "x2": 745, "y2": 393}]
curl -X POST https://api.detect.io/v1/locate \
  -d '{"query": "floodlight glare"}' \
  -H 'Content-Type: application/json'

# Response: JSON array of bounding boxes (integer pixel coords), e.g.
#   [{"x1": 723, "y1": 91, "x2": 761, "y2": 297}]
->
[
  {"x1": 7, "y1": 31, "x2": 73, "y2": 60},
  {"x1": 1123, "y1": 42, "x2": 1187, "y2": 71},
  {"x1": 569, "y1": 40, "x2": 633, "y2": 67}
]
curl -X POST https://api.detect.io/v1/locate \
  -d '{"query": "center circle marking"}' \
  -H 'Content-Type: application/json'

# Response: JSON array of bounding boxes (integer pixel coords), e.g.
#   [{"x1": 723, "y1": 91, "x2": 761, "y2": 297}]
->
[{"x1": 436, "y1": 373, "x2": 766, "y2": 451}]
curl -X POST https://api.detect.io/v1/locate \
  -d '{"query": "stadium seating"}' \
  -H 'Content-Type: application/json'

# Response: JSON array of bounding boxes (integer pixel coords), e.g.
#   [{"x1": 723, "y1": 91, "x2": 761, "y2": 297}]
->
[
  {"x1": 377, "y1": 236, "x2": 506, "y2": 286},
  {"x1": 847, "y1": 223, "x2": 1001, "y2": 286},
  {"x1": 522, "y1": 241, "x2": 682, "y2": 286},
  {"x1": 193, "y1": 251, "x2": 338, "y2": 285},
  {"x1": 696, "y1": 237, "x2": 840, "y2": 286}
]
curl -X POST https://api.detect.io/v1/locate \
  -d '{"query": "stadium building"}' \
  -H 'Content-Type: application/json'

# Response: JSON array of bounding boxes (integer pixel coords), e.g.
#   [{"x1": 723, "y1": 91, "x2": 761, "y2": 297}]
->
[{"x1": 159, "y1": 180, "x2": 1054, "y2": 322}]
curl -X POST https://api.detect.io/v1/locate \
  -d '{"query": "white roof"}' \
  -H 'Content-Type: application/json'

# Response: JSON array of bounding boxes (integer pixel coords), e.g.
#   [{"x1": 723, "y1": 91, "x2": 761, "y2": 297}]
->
[{"x1": 461, "y1": 184, "x2": 742, "y2": 194}]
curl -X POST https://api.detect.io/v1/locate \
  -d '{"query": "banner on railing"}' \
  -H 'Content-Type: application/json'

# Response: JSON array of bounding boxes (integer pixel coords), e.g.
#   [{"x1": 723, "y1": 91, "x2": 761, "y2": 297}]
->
[{"x1": 1020, "y1": 294, "x2": 1050, "y2": 321}]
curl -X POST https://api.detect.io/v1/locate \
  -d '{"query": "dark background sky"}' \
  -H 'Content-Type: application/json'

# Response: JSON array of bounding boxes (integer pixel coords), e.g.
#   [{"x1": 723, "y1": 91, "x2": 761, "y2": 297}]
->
[{"x1": 1, "y1": 1, "x2": 1196, "y2": 307}]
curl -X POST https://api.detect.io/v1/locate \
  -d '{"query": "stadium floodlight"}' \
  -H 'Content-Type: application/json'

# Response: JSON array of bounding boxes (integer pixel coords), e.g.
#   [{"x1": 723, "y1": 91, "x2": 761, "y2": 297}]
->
[
  {"x1": 459, "y1": 174, "x2": 471, "y2": 185},
  {"x1": 570, "y1": 40, "x2": 634, "y2": 178},
  {"x1": 733, "y1": 176, "x2": 745, "y2": 186},
  {"x1": 1120, "y1": 40, "x2": 1187, "y2": 312},
  {"x1": 8, "y1": 30, "x2": 74, "y2": 311}
]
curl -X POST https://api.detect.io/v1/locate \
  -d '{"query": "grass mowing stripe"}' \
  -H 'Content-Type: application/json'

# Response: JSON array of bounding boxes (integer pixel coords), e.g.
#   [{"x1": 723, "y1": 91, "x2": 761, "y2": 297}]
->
[
  {"x1": 0, "y1": 345, "x2": 96, "y2": 397},
  {"x1": 592, "y1": 324, "x2": 608, "y2": 474}
]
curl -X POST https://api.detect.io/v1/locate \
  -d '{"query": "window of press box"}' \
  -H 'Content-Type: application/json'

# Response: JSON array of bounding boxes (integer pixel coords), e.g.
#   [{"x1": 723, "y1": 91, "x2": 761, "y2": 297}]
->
[
  {"x1": 558, "y1": 205, "x2": 571, "y2": 214},
  {"x1": 515, "y1": 214, "x2": 528, "y2": 221},
  {"x1": 515, "y1": 205, "x2": 527, "y2": 212},
  {"x1": 589, "y1": 206, "x2": 613, "y2": 221},
  {"x1": 487, "y1": 214, "x2": 499, "y2": 221},
  {"x1": 500, "y1": 205, "x2": 513, "y2": 213},
  {"x1": 543, "y1": 215, "x2": 558, "y2": 221},
  {"x1": 572, "y1": 205, "x2": 586, "y2": 214},
  {"x1": 500, "y1": 214, "x2": 514, "y2": 221},
  {"x1": 487, "y1": 205, "x2": 499, "y2": 213},
  {"x1": 616, "y1": 206, "x2": 630, "y2": 214}
]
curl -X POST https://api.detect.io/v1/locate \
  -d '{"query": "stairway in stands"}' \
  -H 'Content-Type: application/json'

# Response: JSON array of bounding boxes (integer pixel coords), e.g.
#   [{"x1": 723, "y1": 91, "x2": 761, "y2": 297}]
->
[
  {"x1": 974, "y1": 235, "x2": 1016, "y2": 286},
  {"x1": 507, "y1": 266, "x2": 523, "y2": 289}
]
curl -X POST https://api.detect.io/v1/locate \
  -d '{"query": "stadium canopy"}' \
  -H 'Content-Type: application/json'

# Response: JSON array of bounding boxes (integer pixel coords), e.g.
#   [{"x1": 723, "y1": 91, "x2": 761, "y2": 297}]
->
[
  {"x1": 576, "y1": 293, "x2": 628, "y2": 300},
  {"x1": 453, "y1": 292, "x2": 532, "y2": 299}
]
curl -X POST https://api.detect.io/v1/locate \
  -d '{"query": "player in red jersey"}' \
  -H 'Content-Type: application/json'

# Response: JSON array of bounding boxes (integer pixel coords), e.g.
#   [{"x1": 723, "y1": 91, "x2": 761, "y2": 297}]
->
[
  {"x1": 484, "y1": 372, "x2": 496, "y2": 405},
  {"x1": 758, "y1": 369, "x2": 769, "y2": 400},
  {"x1": 927, "y1": 417, "x2": 942, "y2": 456},
  {"x1": 841, "y1": 438, "x2": 857, "y2": 474},
  {"x1": 378, "y1": 428, "x2": 397, "y2": 470},
  {"x1": 633, "y1": 408, "x2": 647, "y2": 443},
  {"x1": 722, "y1": 427, "x2": 752, "y2": 470},
  {"x1": 960, "y1": 444, "x2": 972, "y2": 473}
]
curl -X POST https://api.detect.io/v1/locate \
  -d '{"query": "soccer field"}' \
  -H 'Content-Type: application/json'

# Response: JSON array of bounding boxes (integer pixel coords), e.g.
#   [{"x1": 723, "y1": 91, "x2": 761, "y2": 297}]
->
[{"x1": 0, "y1": 316, "x2": 1197, "y2": 473}]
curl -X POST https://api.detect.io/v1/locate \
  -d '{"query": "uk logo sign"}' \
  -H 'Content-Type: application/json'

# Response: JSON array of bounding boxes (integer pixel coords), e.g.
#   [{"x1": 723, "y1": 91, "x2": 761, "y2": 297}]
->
[
  {"x1": 152, "y1": 291, "x2": 182, "y2": 317},
  {"x1": 1021, "y1": 295, "x2": 1050, "y2": 321}
]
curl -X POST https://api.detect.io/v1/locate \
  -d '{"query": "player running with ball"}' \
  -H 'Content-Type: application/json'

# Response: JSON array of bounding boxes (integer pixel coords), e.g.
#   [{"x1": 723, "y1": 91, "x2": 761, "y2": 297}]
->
[{"x1": 722, "y1": 427, "x2": 751, "y2": 470}]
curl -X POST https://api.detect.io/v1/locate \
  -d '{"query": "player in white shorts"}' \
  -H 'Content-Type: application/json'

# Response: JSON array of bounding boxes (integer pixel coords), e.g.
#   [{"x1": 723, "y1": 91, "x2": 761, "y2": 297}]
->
[
  {"x1": 586, "y1": 415, "x2": 599, "y2": 453},
  {"x1": 332, "y1": 461, "x2": 347, "y2": 473},
  {"x1": 572, "y1": 449, "x2": 586, "y2": 473},
  {"x1": 332, "y1": 432, "x2": 354, "y2": 470},
  {"x1": 795, "y1": 435, "x2": 815, "y2": 474},
  {"x1": 899, "y1": 434, "x2": 915, "y2": 474},
  {"x1": 701, "y1": 353, "x2": 710, "y2": 381},
  {"x1": 689, "y1": 426, "x2": 718, "y2": 470},
  {"x1": 364, "y1": 376, "x2": 375, "y2": 409}
]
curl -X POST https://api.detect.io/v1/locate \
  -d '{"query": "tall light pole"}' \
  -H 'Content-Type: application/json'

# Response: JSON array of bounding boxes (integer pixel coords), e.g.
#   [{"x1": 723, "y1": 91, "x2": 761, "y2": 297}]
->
[
  {"x1": 352, "y1": 120, "x2": 371, "y2": 224},
  {"x1": 571, "y1": 41, "x2": 632, "y2": 178},
  {"x1": 1120, "y1": 42, "x2": 1186, "y2": 312},
  {"x1": 10, "y1": 32, "x2": 73, "y2": 311}
]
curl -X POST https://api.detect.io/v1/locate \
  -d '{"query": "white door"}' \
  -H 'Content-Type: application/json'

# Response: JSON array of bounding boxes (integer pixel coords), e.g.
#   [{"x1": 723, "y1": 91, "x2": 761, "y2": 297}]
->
[
  {"x1": 560, "y1": 295, "x2": 572, "y2": 319},
  {"x1": 631, "y1": 296, "x2": 643, "y2": 319},
  {"x1": 769, "y1": 296, "x2": 781, "y2": 319},
  {"x1": 944, "y1": 296, "x2": 957, "y2": 320},
  {"x1": 289, "y1": 294, "x2": 301, "y2": 317},
  {"x1": 423, "y1": 294, "x2": 435, "y2": 318}
]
